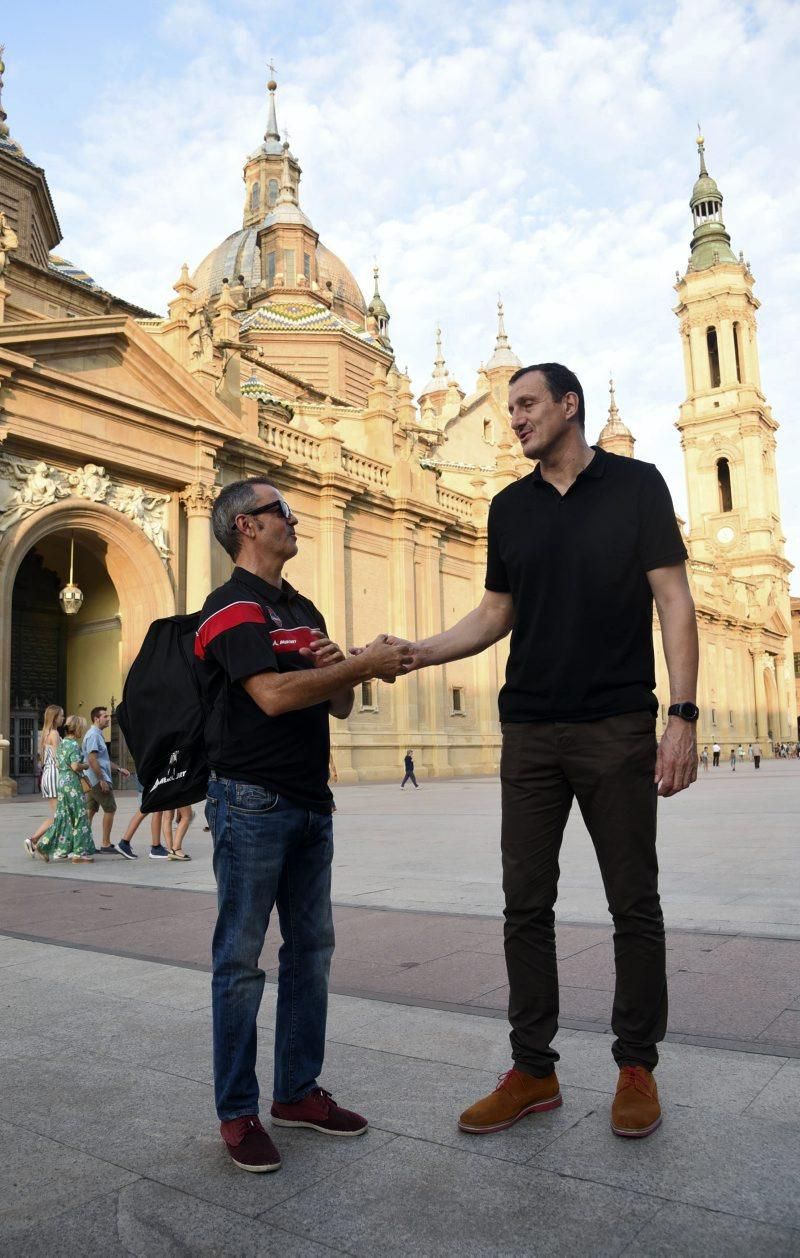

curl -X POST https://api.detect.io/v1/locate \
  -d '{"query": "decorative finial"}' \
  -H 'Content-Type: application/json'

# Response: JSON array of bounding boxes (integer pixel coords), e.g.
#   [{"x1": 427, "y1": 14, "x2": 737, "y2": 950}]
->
[
  {"x1": 608, "y1": 374, "x2": 620, "y2": 423},
  {"x1": 0, "y1": 44, "x2": 9, "y2": 140},
  {"x1": 495, "y1": 295, "x2": 510, "y2": 350},
  {"x1": 434, "y1": 325, "x2": 447, "y2": 374},
  {"x1": 264, "y1": 70, "x2": 280, "y2": 143},
  {"x1": 696, "y1": 122, "x2": 708, "y2": 176}
]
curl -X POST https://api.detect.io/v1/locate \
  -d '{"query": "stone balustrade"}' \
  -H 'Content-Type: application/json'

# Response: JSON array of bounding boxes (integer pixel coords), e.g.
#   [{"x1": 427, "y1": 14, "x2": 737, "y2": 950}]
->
[
  {"x1": 436, "y1": 483, "x2": 474, "y2": 521},
  {"x1": 341, "y1": 449, "x2": 391, "y2": 489}
]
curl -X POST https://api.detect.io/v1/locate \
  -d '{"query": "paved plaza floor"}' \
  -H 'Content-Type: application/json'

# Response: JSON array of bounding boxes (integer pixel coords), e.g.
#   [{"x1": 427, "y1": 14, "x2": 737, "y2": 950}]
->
[{"x1": 1, "y1": 764, "x2": 799, "y2": 1254}]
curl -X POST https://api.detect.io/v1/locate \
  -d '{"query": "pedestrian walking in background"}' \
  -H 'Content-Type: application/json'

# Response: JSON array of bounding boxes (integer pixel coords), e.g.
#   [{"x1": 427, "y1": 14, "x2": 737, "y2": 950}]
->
[
  {"x1": 83, "y1": 706, "x2": 130, "y2": 854},
  {"x1": 752, "y1": 742, "x2": 762, "y2": 769},
  {"x1": 162, "y1": 806, "x2": 194, "y2": 860},
  {"x1": 700, "y1": 746, "x2": 709, "y2": 772},
  {"x1": 737, "y1": 744, "x2": 744, "y2": 763},
  {"x1": 747, "y1": 744, "x2": 753, "y2": 761},
  {"x1": 401, "y1": 749, "x2": 419, "y2": 789},
  {"x1": 36, "y1": 715, "x2": 96, "y2": 863},
  {"x1": 25, "y1": 705, "x2": 64, "y2": 858},
  {"x1": 712, "y1": 742, "x2": 721, "y2": 767},
  {"x1": 730, "y1": 747, "x2": 737, "y2": 771},
  {"x1": 118, "y1": 810, "x2": 164, "y2": 860}
]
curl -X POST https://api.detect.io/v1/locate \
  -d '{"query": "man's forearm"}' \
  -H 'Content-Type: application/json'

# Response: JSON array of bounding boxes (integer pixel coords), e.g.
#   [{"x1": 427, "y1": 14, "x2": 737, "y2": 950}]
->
[
  {"x1": 245, "y1": 655, "x2": 371, "y2": 718},
  {"x1": 329, "y1": 688, "x2": 355, "y2": 719},
  {"x1": 415, "y1": 597, "x2": 513, "y2": 668},
  {"x1": 657, "y1": 594, "x2": 699, "y2": 703}
]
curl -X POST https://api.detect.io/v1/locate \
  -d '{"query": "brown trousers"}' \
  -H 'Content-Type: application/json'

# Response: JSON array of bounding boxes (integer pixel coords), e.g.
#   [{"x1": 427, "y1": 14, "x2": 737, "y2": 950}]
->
[{"x1": 501, "y1": 711, "x2": 667, "y2": 1075}]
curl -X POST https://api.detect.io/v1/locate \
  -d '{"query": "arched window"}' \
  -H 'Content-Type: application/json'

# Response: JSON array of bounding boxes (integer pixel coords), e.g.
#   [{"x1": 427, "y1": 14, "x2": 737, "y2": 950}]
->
[
  {"x1": 707, "y1": 326, "x2": 721, "y2": 388},
  {"x1": 268, "y1": 178, "x2": 279, "y2": 207},
  {"x1": 733, "y1": 322, "x2": 743, "y2": 383},
  {"x1": 250, "y1": 181, "x2": 260, "y2": 211},
  {"x1": 717, "y1": 457, "x2": 733, "y2": 513}
]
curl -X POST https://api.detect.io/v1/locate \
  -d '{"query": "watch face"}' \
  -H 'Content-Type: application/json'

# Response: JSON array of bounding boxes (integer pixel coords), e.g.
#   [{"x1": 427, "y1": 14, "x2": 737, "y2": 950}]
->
[
  {"x1": 716, "y1": 526, "x2": 735, "y2": 545},
  {"x1": 670, "y1": 702, "x2": 699, "y2": 721}
]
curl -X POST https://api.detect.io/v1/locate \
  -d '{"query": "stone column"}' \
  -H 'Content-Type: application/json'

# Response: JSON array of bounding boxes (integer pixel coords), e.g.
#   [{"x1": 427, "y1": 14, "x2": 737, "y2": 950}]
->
[
  {"x1": 416, "y1": 522, "x2": 449, "y2": 776},
  {"x1": 751, "y1": 648, "x2": 769, "y2": 743},
  {"x1": 180, "y1": 482, "x2": 217, "y2": 612},
  {"x1": 389, "y1": 512, "x2": 421, "y2": 742},
  {"x1": 316, "y1": 487, "x2": 358, "y2": 781}
]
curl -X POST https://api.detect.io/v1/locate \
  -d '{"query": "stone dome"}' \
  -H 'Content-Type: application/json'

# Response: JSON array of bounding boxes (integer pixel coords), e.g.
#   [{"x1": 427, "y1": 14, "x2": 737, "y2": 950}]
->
[{"x1": 190, "y1": 229, "x2": 366, "y2": 315}]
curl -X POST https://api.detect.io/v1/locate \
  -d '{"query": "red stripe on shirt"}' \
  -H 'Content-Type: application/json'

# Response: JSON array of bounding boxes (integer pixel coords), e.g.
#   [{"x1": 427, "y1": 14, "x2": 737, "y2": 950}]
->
[{"x1": 194, "y1": 601, "x2": 268, "y2": 659}]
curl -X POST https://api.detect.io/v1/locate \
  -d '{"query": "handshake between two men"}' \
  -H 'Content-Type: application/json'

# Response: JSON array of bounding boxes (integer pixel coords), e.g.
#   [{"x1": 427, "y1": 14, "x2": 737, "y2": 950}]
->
[{"x1": 299, "y1": 630, "x2": 419, "y2": 684}]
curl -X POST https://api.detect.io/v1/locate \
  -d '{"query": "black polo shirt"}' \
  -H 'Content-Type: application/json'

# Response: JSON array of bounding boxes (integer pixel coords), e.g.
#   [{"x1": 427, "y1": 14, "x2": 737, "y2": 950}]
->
[
  {"x1": 194, "y1": 567, "x2": 333, "y2": 813},
  {"x1": 485, "y1": 447, "x2": 688, "y2": 723}
]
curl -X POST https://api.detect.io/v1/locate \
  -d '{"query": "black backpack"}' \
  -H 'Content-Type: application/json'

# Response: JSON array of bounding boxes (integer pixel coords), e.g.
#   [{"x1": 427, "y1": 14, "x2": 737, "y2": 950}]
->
[{"x1": 116, "y1": 613, "x2": 210, "y2": 813}]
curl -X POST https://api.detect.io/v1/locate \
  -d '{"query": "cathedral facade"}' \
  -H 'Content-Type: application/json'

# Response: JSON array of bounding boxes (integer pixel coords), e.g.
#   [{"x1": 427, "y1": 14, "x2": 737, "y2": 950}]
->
[{"x1": 0, "y1": 60, "x2": 795, "y2": 793}]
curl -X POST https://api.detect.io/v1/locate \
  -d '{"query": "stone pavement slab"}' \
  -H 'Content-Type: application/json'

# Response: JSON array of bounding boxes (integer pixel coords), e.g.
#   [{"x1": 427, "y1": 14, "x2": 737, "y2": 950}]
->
[
  {"x1": 3, "y1": 761, "x2": 800, "y2": 934},
  {"x1": 2, "y1": 937, "x2": 800, "y2": 1255},
  {"x1": 3, "y1": 870, "x2": 800, "y2": 1055}
]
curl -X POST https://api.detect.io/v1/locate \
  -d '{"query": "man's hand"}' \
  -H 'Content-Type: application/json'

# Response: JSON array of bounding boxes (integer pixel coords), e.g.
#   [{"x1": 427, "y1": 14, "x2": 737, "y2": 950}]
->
[
  {"x1": 356, "y1": 634, "x2": 414, "y2": 679},
  {"x1": 113, "y1": 766, "x2": 131, "y2": 779},
  {"x1": 99, "y1": 779, "x2": 110, "y2": 794},
  {"x1": 655, "y1": 717, "x2": 698, "y2": 797},
  {"x1": 349, "y1": 635, "x2": 419, "y2": 682},
  {"x1": 300, "y1": 633, "x2": 346, "y2": 669}
]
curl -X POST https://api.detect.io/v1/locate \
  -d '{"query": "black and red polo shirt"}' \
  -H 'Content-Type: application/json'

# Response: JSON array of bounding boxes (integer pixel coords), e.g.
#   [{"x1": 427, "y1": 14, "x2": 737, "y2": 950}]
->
[{"x1": 194, "y1": 566, "x2": 332, "y2": 813}]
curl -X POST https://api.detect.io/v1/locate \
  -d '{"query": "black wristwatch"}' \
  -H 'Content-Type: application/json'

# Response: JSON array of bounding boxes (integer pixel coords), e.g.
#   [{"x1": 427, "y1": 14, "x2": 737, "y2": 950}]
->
[{"x1": 668, "y1": 702, "x2": 700, "y2": 722}]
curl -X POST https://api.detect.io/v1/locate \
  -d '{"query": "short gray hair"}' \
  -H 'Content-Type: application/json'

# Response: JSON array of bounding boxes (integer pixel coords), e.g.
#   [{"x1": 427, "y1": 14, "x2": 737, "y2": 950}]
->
[{"x1": 212, "y1": 477, "x2": 277, "y2": 560}]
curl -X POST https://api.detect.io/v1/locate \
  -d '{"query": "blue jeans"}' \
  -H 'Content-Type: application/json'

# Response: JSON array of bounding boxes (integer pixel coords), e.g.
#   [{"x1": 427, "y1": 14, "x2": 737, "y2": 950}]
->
[{"x1": 206, "y1": 775, "x2": 335, "y2": 1121}]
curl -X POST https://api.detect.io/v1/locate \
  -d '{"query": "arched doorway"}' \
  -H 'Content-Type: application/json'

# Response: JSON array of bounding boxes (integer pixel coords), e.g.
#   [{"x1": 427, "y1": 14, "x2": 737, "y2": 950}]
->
[{"x1": 1, "y1": 501, "x2": 175, "y2": 792}]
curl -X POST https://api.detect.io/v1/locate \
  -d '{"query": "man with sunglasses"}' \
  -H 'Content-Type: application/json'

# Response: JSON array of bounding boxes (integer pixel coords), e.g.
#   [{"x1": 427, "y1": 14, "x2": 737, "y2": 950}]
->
[{"x1": 196, "y1": 476, "x2": 412, "y2": 1173}]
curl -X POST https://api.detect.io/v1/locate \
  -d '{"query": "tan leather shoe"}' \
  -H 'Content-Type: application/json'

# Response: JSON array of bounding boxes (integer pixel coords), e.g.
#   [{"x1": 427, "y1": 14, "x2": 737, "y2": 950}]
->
[
  {"x1": 458, "y1": 1067, "x2": 562, "y2": 1134},
  {"x1": 611, "y1": 1065, "x2": 662, "y2": 1138}
]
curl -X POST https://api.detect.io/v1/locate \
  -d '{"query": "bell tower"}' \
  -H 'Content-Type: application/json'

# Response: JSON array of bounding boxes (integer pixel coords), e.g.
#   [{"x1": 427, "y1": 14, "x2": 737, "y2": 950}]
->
[{"x1": 675, "y1": 133, "x2": 795, "y2": 740}]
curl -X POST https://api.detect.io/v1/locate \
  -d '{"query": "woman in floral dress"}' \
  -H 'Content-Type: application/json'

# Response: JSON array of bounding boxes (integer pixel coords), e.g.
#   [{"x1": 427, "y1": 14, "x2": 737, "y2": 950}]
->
[{"x1": 37, "y1": 715, "x2": 96, "y2": 864}]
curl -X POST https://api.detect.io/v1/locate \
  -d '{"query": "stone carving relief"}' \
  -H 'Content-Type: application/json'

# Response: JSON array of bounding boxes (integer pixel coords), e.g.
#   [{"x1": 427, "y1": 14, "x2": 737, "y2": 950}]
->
[
  {"x1": 0, "y1": 211, "x2": 19, "y2": 278},
  {"x1": 0, "y1": 454, "x2": 172, "y2": 558}
]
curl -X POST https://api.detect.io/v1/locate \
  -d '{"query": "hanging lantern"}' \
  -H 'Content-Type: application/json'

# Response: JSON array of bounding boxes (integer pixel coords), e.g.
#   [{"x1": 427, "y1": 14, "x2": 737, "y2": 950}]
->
[{"x1": 59, "y1": 533, "x2": 84, "y2": 616}]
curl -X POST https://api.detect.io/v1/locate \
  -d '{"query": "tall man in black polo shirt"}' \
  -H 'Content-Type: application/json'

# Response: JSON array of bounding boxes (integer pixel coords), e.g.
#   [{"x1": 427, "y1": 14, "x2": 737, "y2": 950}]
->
[
  {"x1": 197, "y1": 476, "x2": 411, "y2": 1173},
  {"x1": 400, "y1": 363, "x2": 698, "y2": 1139}
]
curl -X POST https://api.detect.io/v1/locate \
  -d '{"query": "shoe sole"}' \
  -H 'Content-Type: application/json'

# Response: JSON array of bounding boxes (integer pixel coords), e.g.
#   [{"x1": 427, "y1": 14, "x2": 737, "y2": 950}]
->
[
  {"x1": 611, "y1": 1114, "x2": 662, "y2": 1139},
  {"x1": 228, "y1": 1153, "x2": 282, "y2": 1172},
  {"x1": 458, "y1": 1092, "x2": 563, "y2": 1134},
  {"x1": 118, "y1": 849, "x2": 138, "y2": 860},
  {"x1": 270, "y1": 1117, "x2": 368, "y2": 1136}
]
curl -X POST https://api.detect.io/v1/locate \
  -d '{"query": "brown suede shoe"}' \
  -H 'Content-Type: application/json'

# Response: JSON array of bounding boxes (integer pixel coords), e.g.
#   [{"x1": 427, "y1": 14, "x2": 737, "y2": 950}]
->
[
  {"x1": 611, "y1": 1065, "x2": 662, "y2": 1138},
  {"x1": 458, "y1": 1067, "x2": 562, "y2": 1134}
]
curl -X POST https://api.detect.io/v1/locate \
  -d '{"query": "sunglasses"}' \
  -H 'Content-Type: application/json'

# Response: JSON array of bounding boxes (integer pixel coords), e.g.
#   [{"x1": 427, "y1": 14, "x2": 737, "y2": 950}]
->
[{"x1": 233, "y1": 500, "x2": 293, "y2": 530}]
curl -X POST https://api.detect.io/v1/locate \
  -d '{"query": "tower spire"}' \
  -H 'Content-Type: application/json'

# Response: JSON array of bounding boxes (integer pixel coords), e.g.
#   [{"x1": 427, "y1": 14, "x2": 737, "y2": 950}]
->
[
  {"x1": 598, "y1": 374, "x2": 634, "y2": 457},
  {"x1": 264, "y1": 72, "x2": 280, "y2": 144},
  {"x1": 419, "y1": 325, "x2": 451, "y2": 400},
  {"x1": 368, "y1": 265, "x2": 392, "y2": 350},
  {"x1": 687, "y1": 131, "x2": 736, "y2": 271},
  {"x1": 485, "y1": 296, "x2": 522, "y2": 372}
]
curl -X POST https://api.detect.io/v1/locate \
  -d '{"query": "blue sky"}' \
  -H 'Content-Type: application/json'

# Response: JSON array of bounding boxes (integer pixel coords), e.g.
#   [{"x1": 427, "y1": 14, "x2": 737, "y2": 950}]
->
[{"x1": 3, "y1": 0, "x2": 800, "y2": 581}]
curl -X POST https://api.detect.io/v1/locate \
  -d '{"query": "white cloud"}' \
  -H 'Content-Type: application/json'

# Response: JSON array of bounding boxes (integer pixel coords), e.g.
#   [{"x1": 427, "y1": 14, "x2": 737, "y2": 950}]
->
[{"x1": 29, "y1": 0, "x2": 800, "y2": 586}]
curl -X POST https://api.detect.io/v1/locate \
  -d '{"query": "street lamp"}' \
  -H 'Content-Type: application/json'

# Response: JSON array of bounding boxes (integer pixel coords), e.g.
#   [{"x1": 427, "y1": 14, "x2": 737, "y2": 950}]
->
[{"x1": 59, "y1": 533, "x2": 84, "y2": 616}]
